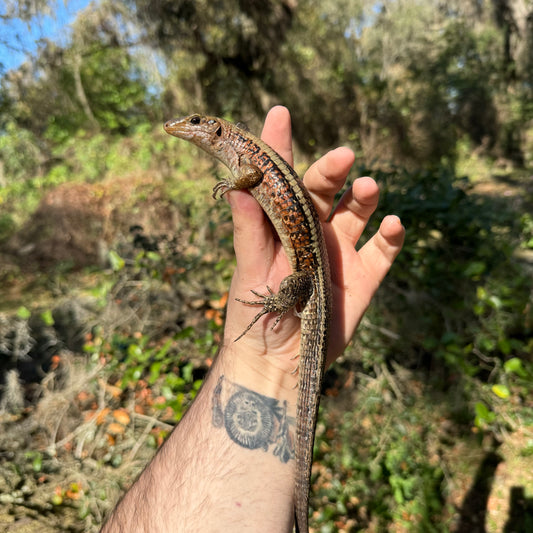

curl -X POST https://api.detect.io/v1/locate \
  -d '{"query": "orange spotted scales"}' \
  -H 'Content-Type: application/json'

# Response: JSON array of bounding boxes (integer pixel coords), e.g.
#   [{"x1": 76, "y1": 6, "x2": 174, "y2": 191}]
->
[{"x1": 164, "y1": 114, "x2": 332, "y2": 533}]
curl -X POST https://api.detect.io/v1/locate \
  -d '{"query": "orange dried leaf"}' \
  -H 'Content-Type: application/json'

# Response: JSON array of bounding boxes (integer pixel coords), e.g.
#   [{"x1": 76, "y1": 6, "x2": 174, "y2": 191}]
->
[
  {"x1": 204, "y1": 309, "x2": 216, "y2": 320},
  {"x1": 66, "y1": 483, "x2": 82, "y2": 500},
  {"x1": 209, "y1": 291, "x2": 229, "y2": 309},
  {"x1": 96, "y1": 408, "x2": 110, "y2": 426},
  {"x1": 107, "y1": 422, "x2": 125, "y2": 435},
  {"x1": 50, "y1": 355, "x2": 61, "y2": 370},
  {"x1": 77, "y1": 391, "x2": 90, "y2": 402},
  {"x1": 213, "y1": 311, "x2": 223, "y2": 326},
  {"x1": 112, "y1": 409, "x2": 130, "y2": 426},
  {"x1": 98, "y1": 378, "x2": 122, "y2": 398}
]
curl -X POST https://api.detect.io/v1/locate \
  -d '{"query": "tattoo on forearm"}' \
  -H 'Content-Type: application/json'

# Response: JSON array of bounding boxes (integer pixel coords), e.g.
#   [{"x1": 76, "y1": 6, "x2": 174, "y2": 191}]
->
[{"x1": 212, "y1": 375, "x2": 295, "y2": 463}]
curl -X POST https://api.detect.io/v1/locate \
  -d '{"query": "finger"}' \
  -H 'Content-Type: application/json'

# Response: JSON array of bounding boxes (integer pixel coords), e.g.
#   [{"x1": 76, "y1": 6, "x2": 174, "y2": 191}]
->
[
  {"x1": 261, "y1": 106, "x2": 294, "y2": 166},
  {"x1": 230, "y1": 105, "x2": 292, "y2": 280},
  {"x1": 227, "y1": 190, "x2": 274, "y2": 280},
  {"x1": 358, "y1": 215, "x2": 405, "y2": 286},
  {"x1": 330, "y1": 177, "x2": 380, "y2": 246},
  {"x1": 302, "y1": 147, "x2": 355, "y2": 220}
]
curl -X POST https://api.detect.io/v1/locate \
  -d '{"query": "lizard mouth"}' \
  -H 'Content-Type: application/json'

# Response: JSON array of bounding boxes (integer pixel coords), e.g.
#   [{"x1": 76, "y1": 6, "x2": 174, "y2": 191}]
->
[{"x1": 163, "y1": 118, "x2": 191, "y2": 139}]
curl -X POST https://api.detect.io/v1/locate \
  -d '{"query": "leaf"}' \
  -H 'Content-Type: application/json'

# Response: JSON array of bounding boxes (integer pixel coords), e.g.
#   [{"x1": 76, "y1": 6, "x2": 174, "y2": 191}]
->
[
  {"x1": 504, "y1": 357, "x2": 527, "y2": 377},
  {"x1": 474, "y1": 402, "x2": 490, "y2": 420},
  {"x1": 32, "y1": 454, "x2": 43, "y2": 473},
  {"x1": 497, "y1": 338, "x2": 511, "y2": 355},
  {"x1": 181, "y1": 363, "x2": 193, "y2": 383},
  {"x1": 149, "y1": 361, "x2": 163, "y2": 384},
  {"x1": 464, "y1": 261, "x2": 486, "y2": 278},
  {"x1": 17, "y1": 306, "x2": 31, "y2": 319},
  {"x1": 154, "y1": 338, "x2": 173, "y2": 361},
  {"x1": 488, "y1": 295, "x2": 503, "y2": 309},
  {"x1": 107, "y1": 422, "x2": 126, "y2": 435},
  {"x1": 146, "y1": 251, "x2": 161, "y2": 262},
  {"x1": 491, "y1": 384, "x2": 510, "y2": 399},
  {"x1": 96, "y1": 408, "x2": 110, "y2": 425},
  {"x1": 108, "y1": 250, "x2": 125, "y2": 271},
  {"x1": 40, "y1": 309, "x2": 55, "y2": 326},
  {"x1": 112, "y1": 409, "x2": 131, "y2": 425},
  {"x1": 127, "y1": 343, "x2": 143, "y2": 359}
]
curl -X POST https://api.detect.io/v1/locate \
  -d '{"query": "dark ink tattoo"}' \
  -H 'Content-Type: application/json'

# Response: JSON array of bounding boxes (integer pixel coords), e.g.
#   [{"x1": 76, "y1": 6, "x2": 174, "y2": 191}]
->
[
  {"x1": 224, "y1": 391, "x2": 274, "y2": 450},
  {"x1": 212, "y1": 375, "x2": 295, "y2": 463},
  {"x1": 212, "y1": 375, "x2": 224, "y2": 428}
]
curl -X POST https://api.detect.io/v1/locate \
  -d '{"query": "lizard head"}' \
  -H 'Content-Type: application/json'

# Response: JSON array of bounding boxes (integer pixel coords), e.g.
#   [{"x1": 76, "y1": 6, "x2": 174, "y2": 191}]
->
[{"x1": 164, "y1": 114, "x2": 227, "y2": 152}]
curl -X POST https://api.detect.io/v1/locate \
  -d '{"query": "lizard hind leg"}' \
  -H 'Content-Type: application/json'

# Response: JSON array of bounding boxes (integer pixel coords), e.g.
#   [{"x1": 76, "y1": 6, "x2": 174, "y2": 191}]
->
[
  {"x1": 233, "y1": 285, "x2": 291, "y2": 342},
  {"x1": 233, "y1": 307, "x2": 270, "y2": 342},
  {"x1": 234, "y1": 272, "x2": 314, "y2": 342},
  {"x1": 233, "y1": 297, "x2": 292, "y2": 342}
]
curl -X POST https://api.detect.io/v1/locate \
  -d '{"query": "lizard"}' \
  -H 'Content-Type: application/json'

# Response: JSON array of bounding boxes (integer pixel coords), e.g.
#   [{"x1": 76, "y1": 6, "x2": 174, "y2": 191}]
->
[{"x1": 164, "y1": 113, "x2": 332, "y2": 533}]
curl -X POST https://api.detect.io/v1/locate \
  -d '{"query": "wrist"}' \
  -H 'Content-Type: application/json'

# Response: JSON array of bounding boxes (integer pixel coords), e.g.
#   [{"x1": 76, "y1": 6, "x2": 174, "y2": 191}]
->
[{"x1": 216, "y1": 340, "x2": 299, "y2": 411}]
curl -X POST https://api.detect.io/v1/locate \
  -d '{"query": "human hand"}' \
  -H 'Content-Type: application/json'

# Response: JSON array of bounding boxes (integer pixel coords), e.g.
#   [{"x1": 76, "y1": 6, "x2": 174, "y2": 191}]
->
[{"x1": 222, "y1": 106, "x2": 404, "y2": 386}]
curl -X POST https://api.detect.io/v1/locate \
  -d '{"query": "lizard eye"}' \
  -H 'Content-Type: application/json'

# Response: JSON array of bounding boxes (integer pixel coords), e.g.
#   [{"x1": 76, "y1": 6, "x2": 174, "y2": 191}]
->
[{"x1": 190, "y1": 116, "x2": 201, "y2": 125}]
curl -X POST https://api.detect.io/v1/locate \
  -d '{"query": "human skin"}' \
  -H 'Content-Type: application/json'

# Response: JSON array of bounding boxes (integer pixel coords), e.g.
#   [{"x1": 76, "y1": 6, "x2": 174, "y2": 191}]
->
[{"x1": 101, "y1": 106, "x2": 405, "y2": 533}]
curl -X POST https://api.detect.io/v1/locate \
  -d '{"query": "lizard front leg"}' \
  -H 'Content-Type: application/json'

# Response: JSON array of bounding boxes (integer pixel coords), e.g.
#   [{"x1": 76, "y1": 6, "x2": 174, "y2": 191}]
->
[{"x1": 213, "y1": 163, "x2": 263, "y2": 199}]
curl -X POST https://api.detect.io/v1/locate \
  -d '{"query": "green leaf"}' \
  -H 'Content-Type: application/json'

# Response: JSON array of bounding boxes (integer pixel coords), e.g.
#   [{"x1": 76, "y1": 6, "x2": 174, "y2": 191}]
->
[
  {"x1": 154, "y1": 339, "x2": 173, "y2": 360},
  {"x1": 161, "y1": 385, "x2": 174, "y2": 400},
  {"x1": 175, "y1": 326, "x2": 194, "y2": 340},
  {"x1": 464, "y1": 261, "x2": 486, "y2": 278},
  {"x1": 108, "y1": 250, "x2": 125, "y2": 271},
  {"x1": 492, "y1": 384, "x2": 510, "y2": 399},
  {"x1": 127, "y1": 343, "x2": 143, "y2": 360},
  {"x1": 32, "y1": 454, "x2": 43, "y2": 472},
  {"x1": 181, "y1": 363, "x2": 193, "y2": 383},
  {"x1": 149, "y1": 361, "x2": 162, "y2": 384},
  {"x1": 504, "y1": 357, "x2": 527, "y2": 377},
  {"x1": 497, "y1": 338, "x2": 511, "y2": 355},
  {"x1": 40, "y1": 309, "x2": 55, "y2": 326},
  {"x1": 17, "y1": 306, "x2": 31, "y2": 319},
  {"x1": 474, "y1": 402, "x2": 490, "y2": 419},
  {"x1": 488, "y1": 295, "x2": 503, "y2": 309}
]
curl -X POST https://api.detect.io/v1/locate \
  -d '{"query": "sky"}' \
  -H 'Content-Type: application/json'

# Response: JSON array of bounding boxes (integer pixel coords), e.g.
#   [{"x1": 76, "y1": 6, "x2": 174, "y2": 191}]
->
[{"x1": 0, "y1": 0, "x2": 92, "y2": 72}]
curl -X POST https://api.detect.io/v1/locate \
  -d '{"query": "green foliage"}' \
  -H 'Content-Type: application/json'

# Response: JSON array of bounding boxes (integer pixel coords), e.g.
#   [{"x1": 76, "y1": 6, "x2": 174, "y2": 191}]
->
[
  {"x1": 0, "y1": 122, "x2": 43, "y2": 181},
  {"x1": 83, "y1": 329, "x2": 204, "y2": 423},
  {"x1": 520, "y1": 213, "x2": 533, "y2": 249},
  {"x1": 313, "y1": 387, "x2": 452, "y2": 531},
  {"x1": 365, "y1": 162, "x2": 531, "y2": 367}
]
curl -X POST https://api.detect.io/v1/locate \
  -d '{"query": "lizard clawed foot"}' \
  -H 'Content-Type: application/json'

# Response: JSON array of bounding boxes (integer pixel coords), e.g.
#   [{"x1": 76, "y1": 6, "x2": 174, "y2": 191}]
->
[
  {"x1": 212, "y1": 180, "x2": 232, "y2": 199},
  {"x1": 235, "y1": 286, "x2": 275, "y2": 304}
]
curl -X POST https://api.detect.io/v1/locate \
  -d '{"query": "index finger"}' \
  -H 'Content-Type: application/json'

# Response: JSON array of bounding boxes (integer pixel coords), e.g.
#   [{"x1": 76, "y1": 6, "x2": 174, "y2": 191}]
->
[{"x1": 260, "y1": 106, "x2": 294, "y2": 167}]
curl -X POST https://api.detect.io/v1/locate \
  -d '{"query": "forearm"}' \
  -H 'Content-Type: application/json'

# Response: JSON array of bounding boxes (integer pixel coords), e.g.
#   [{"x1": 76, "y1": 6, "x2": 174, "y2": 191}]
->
[{"x1": 102, "y1": 343, "x2": 298, "y2": 533}]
